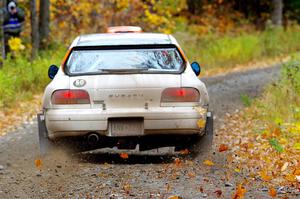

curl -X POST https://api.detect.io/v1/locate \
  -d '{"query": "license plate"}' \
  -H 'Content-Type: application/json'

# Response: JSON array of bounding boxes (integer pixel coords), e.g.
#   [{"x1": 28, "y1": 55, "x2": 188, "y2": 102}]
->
[{"x1": 108, "y1": 118, "x2": 144, "y2": 136}]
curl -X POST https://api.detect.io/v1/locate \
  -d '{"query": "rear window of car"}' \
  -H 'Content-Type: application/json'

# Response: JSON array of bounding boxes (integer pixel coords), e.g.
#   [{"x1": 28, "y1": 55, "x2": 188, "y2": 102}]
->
[{"x1": 65, "y1": 46, "x2": 184, "y2": 75}]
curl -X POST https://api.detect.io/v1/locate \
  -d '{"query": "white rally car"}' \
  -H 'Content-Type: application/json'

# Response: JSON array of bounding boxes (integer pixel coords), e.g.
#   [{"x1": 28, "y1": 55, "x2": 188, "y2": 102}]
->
[{"x1": 38, "y1": 32, "x2": 213, "y2": 154}]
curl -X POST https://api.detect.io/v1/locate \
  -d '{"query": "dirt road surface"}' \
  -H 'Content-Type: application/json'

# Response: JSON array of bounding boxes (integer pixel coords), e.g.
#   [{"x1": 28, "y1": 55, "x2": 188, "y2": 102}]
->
[{"x1": 1, "y1": 65, "x2": 293, "y2": 199}]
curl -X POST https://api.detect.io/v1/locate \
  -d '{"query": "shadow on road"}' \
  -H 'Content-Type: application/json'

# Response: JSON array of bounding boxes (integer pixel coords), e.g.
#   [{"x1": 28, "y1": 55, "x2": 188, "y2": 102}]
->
[{"x1": 75, "y1": 152, "x2": 178, "y2": 165}]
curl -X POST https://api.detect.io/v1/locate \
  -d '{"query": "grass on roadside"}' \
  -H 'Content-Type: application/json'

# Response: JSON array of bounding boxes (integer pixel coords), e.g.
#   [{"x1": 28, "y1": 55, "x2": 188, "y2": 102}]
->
[
  {"x1": 252, "y1": 55, "x2": 300, "y2": 153},
  {"x1": 256, "y1": 57, "x2": 300, "y2": 124},
  {"x1": 176, "y1": 25, "x2": 300, "y2": 74},
  {"x1": 0, "y1": 46, "x2": 66, "y2": 110},
  {"x1": 222, "y1": 57, "x2": 300, "y2": 187},
  {"x1": 240, "y1": 94, "x2": 252, "y2": 107},
  {"x1": 240, "y1": 57, "x2": 300, "y2": 186}
]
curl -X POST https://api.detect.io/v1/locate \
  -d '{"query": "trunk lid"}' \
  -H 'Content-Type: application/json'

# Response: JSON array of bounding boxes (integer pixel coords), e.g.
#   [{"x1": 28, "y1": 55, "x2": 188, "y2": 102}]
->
[{"x1": 69, "y1": 74, "x2": 181, "y2": 108}]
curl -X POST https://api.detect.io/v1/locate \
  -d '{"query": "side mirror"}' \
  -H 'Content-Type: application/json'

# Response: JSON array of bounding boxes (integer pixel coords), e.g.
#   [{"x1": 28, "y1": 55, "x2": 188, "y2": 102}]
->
[
  {"x1": 48, "y1": 65, "x2": 59, "y2": 79},
  {"x1": 191, "y1": 62, "x2": 201, "y2": 76}
]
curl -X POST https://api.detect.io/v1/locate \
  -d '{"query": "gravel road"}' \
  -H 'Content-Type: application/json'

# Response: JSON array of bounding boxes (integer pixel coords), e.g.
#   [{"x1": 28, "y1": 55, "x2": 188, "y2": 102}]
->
[{"x1": 1, "y1": 65, "x2": 290, "y2": 199}]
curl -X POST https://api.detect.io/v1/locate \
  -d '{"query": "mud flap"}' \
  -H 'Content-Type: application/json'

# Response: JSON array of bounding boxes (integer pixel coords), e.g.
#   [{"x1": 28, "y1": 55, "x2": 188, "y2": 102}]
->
[
  {"x1": 188, "y1": 112, "x2": 214, "y2": 157},
  {"x1": 37, "y1": 113, "x2": 53, "y2": 155},
  {"x1": 200, "y1": 112, "x2": 214, "y2": 153}
]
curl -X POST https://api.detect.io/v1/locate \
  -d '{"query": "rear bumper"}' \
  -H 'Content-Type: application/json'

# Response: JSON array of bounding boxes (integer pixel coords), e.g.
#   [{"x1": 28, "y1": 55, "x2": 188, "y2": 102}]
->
[{"x1": 43, "y1": 107, "x2": 208, "y2": 139}]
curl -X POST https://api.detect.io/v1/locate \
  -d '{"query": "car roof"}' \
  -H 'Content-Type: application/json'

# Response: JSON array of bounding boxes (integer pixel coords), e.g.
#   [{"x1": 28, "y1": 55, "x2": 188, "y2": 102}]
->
[{"x1": 71, "y1": 33, "x2": 177, "y2": 47}]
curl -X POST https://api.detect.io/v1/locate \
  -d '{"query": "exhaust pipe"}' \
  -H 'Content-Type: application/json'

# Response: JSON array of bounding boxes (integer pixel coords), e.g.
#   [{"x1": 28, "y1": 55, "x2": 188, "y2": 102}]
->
[{"x1": 87, "y1": 133, "x2": 99, "y2": 146}]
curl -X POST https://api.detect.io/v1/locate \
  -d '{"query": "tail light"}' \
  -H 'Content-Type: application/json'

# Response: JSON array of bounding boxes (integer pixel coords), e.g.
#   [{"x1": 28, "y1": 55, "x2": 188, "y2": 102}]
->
[
  {"x1": 51, "y1": 89, "x2": 90, "y2": 105},
  {"x1": 161, "y1": 87, "x2": 200, "y2": 102}
]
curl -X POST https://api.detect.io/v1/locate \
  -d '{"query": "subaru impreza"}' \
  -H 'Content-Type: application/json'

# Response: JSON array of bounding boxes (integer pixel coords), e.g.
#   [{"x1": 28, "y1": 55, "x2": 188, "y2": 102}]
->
[{"x1": 38, "y1": 33, "x2": 213, "y2": 154}]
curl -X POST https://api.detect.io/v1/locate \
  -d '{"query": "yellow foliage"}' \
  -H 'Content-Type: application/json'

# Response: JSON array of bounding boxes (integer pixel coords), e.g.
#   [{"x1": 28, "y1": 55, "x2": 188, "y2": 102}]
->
[
  {"x1": 293, "y1": 143, "x2": 300, "y2": 150},
  {"x1": 8, "y1": 37, "x2": 25, "y2": 52},
  {"x1": 116, "y1": 0, "x2": 130, "y2": 10},
  {"x1": 289, "y1": 122, "x2": 300, "y2": 134}
]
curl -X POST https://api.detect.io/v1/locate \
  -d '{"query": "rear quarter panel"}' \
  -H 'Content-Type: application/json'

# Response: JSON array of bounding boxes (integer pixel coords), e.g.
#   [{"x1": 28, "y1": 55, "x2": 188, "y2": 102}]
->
[
  {"x1": 181, "y1": 63, "x2": 209, "y2": 106},
  {"x1": 42, "y1": 68, "x2": 70, "y2": 108}
]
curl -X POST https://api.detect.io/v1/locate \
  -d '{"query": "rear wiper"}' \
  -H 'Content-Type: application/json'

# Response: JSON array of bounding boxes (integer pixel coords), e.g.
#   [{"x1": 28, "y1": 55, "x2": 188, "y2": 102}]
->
[{"x1": 100, "y1": 68, "x2": 149, "y2": 73}]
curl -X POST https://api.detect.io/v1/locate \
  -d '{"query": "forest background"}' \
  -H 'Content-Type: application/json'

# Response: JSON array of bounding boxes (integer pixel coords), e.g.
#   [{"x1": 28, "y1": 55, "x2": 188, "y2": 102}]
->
[{"x1": 0, "y1": 0, "x2": 299, "y2": 108}]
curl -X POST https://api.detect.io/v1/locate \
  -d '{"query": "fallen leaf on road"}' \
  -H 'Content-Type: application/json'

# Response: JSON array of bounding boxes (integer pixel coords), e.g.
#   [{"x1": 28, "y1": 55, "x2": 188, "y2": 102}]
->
[
  {"x1": 168, "y1": 196, "x2": 181, "y2": 199},
  {"x1": 57, "y1": 186, "x2": 63, "y2": 192},
  {"x1": 197, "y1": 119, "x2": 206, "y2": 128},
  {"x1": 166, "y1": 183, "x2": 171, "y2": 192},
  {"x1": 241, "y1": 143, "x2": 249, "y2": 151},
  {"x1": 120, "y1": 153, "x2": 129, "y2": 159},
  {"x1": 234, "y1": 168, "x2": 241, "y2": 173},
  {"x1": 203, "y1": 178, "x2": 209, "y2": 182},
  {"x1": 219, "y1": 144, "x2": 229, "y2": 152},
  {"x1": 294, "y1": 169, "x2": 300, "y2": 175},
  {"x1": 214, "y1": 189, "x2": 222, "y2": 197},
  {"x1": 285, "y1": 173, "x2": 296, "y2": 182},
  {"x1": 269, "y1": 187, "x2": 277, "y2": 198},
  {"x1": 259, "y1": 171, "x2": 272, "y2": 181},
  {"x1": 199, "y1": 186, "x2": 204, "y2": 193},
  {"x1": 123, "y1": 183, "x2": 131, "y2": 194},
  {"x1": 174, "y1": 158, "x2": 181, "y2": 167},
  {"x1": 281, "y1": 162, "x2": 289, "y2": 172},
  {"x1": 34, "y1": 159, "x2": 42, "y2": 169},
  {"x1": 272, "y1": 126, "x2": 281, "y2": 137},
  {"x1": 187, "y1": 171, "x2": 195, "y2": 178},
  {"x1": 179, "y1": 149, "x2": 190, "y2": 155},
  {"x1": 185, "y1": 160, "x2": 194, "y2": 166},
  {"x1": 203, "y1": 160, "x2": 214, "y2": 166},
  {"x1": 232, "y1": 184, "x2": 246, "y2": 199}
]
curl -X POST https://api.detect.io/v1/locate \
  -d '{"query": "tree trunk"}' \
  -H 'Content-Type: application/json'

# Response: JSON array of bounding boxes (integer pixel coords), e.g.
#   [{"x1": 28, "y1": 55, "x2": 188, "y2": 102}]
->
[
  {"x1": 272, "y1": 0, "x2": 283, "y2": 26},
  {"x1": 30, "y1": 0, "x2": 39, "y2": 59},
  {"x1": 0, "y1": 0, "x2": 7, "y2": 63},
  {"x1": 187, "y1": 0, "x2": 202, "y2": 15},
  {"x1": 39, "y1": 0, "x2": 50, "y2": 48}
]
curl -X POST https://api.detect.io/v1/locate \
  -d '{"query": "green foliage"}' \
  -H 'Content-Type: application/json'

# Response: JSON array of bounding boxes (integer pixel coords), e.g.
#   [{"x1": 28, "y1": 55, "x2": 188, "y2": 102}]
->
[
  {"x1": 176, "y1": 25, "x2": 300, "y2": 70},
  {"x1": 251, "y1": 57, "x2": 300, "y2": 151},
  {"x1": 285, "y1": 0, "x2": 300, "y2": 23},
  {"x1": 240, "y1": 94, "x2": 252, "y2": 107},
  {"x1": 281, "y1": 58, "x2": 300, "y2": 94},
  {"x1": 261, "y1": 26, "x2": 300, "y2": 57},
  {"x1": 269, "y1": 138, "x2": 284, "y2": 153},
  {"x1": 0, "y1": 46, "x2": 65, "y2": 110},
  {"x1": 255, "y1": 58, "x2": 300, "y2": 123}
]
